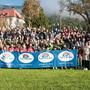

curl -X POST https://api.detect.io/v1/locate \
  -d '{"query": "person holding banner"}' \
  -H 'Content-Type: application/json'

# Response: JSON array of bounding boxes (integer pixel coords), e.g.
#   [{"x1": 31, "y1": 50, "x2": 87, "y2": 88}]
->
[
  {"x1": 20, "y1": 44, "x2": 28, "y2": 52},
  {"x1": 27, "y1": 43, "x2": 35, "y2": 52},
  {"x1": 8, "y1": 44, "x2": 14, "y2": 52},
  {"x1": 78, "y1": 47, "x2": 83, "y2": 69}
]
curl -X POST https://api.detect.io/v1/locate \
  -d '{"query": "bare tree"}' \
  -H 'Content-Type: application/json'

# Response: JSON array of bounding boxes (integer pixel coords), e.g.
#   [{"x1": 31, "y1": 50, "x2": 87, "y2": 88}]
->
[{"x1": 58, "y1": 0, "x2": 90, "y2": 31}]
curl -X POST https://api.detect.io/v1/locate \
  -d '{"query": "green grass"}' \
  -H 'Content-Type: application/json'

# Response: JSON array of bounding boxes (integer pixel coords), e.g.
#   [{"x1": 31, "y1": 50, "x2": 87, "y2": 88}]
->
[{"x1": 0, "y1": 69, "x2": 90, "y2": 90}]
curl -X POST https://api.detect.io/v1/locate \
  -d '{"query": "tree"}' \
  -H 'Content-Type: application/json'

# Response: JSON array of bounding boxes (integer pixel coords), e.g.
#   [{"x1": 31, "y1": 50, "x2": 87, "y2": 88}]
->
[
  {"x1": 61, "y1": 17, "x2": 86, "y2": 30},
  {"x1": 48, "y1": 15, "x2": 60, "y2": 25},
  {"x1": 31, "y1": 8, "x2": 49, "y2": 28},
  {"x1": 58, "y1": 0, "x2": 90, "y2": 31},
  {"x1": 22, "y1": 0, "x2": 40, "y2": 27},
  {"x1": 48, "y1": 14, "x2": 85, "y2": 30},
  {"x1": 22, "y1": 0, "x2": 49, "y2": 28}
]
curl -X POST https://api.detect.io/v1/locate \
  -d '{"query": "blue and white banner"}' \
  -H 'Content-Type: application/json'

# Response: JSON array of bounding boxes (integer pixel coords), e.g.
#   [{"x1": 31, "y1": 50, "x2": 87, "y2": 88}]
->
[{"x1": 0, "y1": 49, "x2": 78, "y2": 68}]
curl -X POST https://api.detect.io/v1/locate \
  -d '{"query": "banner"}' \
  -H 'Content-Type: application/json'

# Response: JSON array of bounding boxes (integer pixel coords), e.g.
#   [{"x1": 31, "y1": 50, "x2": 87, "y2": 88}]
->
[
  {"x1": 53, "y1": 50, "x2": 78, "y2": 67},
  {"x1": 0, "y1": 50, "x2": 78, "y2": 68}
]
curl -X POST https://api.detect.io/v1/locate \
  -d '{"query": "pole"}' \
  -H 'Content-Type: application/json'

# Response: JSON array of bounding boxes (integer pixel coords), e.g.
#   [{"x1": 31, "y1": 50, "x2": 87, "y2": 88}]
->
[{"x1": 59, "y1": 10, "x2": 62, "y2": 31}]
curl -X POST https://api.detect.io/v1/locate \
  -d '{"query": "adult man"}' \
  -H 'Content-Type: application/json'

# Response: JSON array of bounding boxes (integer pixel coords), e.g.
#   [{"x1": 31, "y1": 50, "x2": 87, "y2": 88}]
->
[{"x1": 82, "y1": 42, "x2": 90, "y2": 70}]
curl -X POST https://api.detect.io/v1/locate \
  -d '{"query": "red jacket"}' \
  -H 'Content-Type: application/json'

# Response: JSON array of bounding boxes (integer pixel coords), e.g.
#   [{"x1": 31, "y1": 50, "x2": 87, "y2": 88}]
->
[
  {"x1": 20, "y1": 47, "x2": 27, "y2": 52},
  {"x1": 27, "y1": 47, "x2": 34, "y2": 52},
  {"x1": 14, "y1": 47, "x2": 20, "y2": 52},
  {"x1": 8, "y1": 47, "x2": 14, "y2": 52}
]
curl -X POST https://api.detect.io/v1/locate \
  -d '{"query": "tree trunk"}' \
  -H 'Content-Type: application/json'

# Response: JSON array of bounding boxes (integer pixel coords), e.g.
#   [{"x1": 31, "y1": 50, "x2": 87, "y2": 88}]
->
[{"x1": 87, "y1": 24, "x2": 90, "y2": 32}]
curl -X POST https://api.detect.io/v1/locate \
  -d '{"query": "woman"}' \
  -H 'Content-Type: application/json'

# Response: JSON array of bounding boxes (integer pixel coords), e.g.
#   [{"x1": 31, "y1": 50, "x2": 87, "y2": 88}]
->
[
  {"x1": 27, "y1": 44, "x2": 34, "y2": 52},
  {"x1": 20, "y1": 44, "x2": 27, "y2": 52}
]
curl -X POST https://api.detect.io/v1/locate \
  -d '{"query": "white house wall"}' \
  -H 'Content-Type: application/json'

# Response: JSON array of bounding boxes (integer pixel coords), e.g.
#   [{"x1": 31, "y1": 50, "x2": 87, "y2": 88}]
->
[
  {"x1": 11, "y1": 17, "x2": 17, "y2": 28},
  {"x1": 5, "y1": 17, "x2": 25, "y2": 28}
]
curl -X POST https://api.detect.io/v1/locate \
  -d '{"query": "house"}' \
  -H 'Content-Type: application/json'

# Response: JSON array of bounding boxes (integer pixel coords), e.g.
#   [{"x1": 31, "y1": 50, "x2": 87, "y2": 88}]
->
[{"x1": 0, "y1": 8, "x2": 25, "y2": 28}]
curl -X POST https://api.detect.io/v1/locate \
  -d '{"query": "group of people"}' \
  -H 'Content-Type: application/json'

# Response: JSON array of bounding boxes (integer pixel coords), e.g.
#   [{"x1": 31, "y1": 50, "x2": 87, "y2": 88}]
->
[{"x1": 0, "y1": 26, "x2": 90, "y2": 69}]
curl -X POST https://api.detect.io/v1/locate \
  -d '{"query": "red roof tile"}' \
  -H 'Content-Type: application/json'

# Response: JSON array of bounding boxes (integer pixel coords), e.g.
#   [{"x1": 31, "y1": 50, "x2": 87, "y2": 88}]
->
[{"x1": 0, "y1": 9, "x2": 22, "y2": 19}]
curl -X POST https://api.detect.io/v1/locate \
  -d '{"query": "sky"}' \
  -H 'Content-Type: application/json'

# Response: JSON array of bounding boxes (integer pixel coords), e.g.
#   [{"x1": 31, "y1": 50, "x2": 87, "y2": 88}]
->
[
  {"x1": 0, "y1": 0, "x2": 82, "y2": 18},
  {"x1": 40, "y1": 0, "x2": 59, "y2": 15},
  {"x1": 0, "y1": 0, "x2": 60, "y2": 15},
  {"x1": 0, "y1": 0, "x2": 24, "y2": 6}
]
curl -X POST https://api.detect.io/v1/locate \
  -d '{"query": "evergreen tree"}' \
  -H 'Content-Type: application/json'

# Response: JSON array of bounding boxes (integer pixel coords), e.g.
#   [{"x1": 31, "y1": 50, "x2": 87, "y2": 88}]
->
[{"x1": 32, "y1": 8, "x2": 49, "y2": 28}]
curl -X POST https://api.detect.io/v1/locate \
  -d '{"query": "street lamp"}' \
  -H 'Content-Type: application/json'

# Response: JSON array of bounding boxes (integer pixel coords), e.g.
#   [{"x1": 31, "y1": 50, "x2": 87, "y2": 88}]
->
[{"x1": 59, "y1": 10, "x2": 62, "y2": 31}]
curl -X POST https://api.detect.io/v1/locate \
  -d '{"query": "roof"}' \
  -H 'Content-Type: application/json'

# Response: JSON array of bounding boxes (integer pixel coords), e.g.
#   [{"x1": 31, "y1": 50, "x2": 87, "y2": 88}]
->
[{"x1": 0, "y1": 9, "x2": 23, "y2": 19}]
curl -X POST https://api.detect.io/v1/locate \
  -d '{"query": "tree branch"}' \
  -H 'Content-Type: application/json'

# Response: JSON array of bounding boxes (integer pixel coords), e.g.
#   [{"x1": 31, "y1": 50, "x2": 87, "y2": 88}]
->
[{"x1": 69, "y1": 9, "x2": 88, "y2": 22}]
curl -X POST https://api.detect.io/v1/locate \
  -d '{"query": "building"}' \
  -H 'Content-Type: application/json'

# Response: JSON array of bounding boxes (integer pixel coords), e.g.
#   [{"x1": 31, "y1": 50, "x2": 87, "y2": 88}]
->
[{"x1": 0, "y1": 8, "x2": 25, "y2": 28}]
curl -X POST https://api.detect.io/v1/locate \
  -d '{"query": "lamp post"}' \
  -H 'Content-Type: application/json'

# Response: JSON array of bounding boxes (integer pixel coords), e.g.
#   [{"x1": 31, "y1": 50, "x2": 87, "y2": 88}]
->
[
  {"x1": 58, "y1": 0, "x2": 65, "y2": 31},
  {"x1": 59, "y1": 10, "x2": 62, "y2": 31}
]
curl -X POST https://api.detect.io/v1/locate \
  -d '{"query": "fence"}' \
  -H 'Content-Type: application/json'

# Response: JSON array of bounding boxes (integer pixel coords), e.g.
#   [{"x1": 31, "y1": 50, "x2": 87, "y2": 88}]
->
[{"x1": 0, "y1": 49, "x2": 78, "y2": 68}]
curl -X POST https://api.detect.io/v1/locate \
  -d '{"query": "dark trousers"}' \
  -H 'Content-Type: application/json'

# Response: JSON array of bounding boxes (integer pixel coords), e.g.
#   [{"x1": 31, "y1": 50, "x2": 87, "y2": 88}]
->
[{"x1": 82, "y1": 60, "x2": 90, "y2": 69}]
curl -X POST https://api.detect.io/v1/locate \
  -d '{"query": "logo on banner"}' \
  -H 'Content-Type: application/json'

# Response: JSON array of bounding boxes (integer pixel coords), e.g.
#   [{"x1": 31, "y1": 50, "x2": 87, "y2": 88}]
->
[
  {"x1": 38, "y1": 52, "x2": 54, "y2": 63},
  {"x1": 19, "y1": 53, "x2": 34, "y2": 63},
  {"x1": 58, "y1": 51, "x2": 74, "y2": 61},
  {"x1": 0, "y1": 52, "x2": 15, "y2": 63}
]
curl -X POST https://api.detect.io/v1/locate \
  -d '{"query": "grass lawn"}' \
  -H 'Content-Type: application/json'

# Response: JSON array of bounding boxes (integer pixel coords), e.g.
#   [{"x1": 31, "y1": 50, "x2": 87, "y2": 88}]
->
[{"x1": 0, "y1": 69, "x2": 90, "y2": 90}]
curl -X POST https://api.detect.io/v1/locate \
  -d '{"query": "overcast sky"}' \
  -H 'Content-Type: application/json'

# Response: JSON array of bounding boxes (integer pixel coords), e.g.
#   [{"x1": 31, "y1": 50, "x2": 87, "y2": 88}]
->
[
  {"x1": 0, "y1": 0, "x2": 60, "y2": 15},
  {"x1": 40, "y1": 0, "x2": 60, "y2": 15}
]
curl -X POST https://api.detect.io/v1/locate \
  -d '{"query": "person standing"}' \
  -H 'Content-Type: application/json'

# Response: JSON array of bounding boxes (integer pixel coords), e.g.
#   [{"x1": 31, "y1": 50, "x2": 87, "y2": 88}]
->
[
  {"x1": 82, "y1": 42, "x2": 90, "y2": 70},
  {"x1": 88, "y1": 41, "x2": 90, "y2": 69}
]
